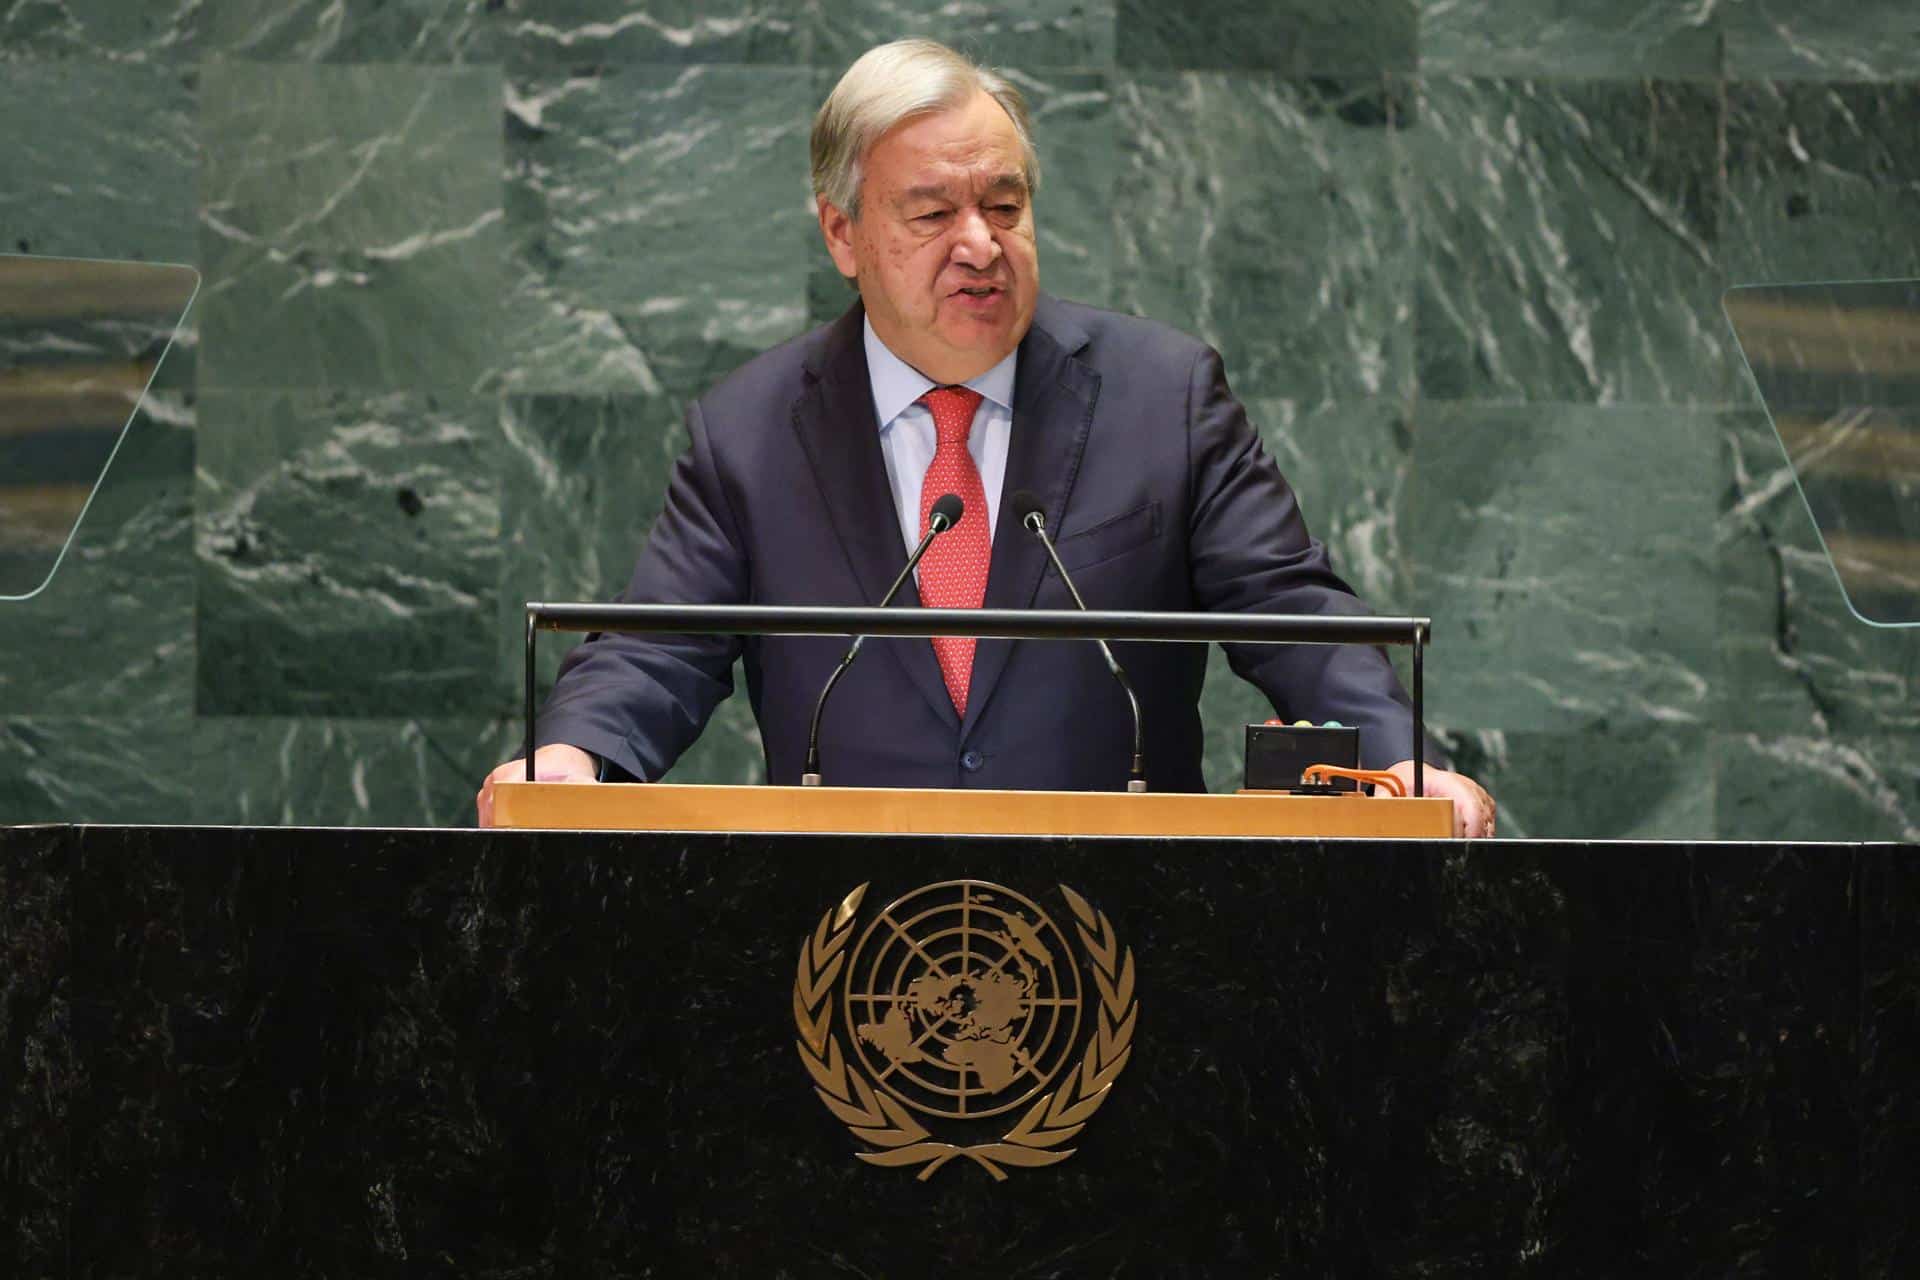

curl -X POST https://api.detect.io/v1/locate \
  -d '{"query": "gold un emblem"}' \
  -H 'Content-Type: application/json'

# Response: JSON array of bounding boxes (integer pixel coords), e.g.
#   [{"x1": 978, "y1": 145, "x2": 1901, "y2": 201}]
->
[{"x1": 793, "y1": 879, "x2": 1138, "y2": 1181}]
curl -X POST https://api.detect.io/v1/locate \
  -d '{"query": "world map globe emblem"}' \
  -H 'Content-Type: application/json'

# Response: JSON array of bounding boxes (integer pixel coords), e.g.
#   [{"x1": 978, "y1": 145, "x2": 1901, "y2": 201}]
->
[{"x1": 842, "y1": 880, "x2": 1083, "y2": 1120}]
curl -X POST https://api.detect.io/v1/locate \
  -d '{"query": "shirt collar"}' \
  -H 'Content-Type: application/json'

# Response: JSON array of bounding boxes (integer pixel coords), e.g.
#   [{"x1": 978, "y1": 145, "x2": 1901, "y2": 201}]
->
[{"x1": 864, "y1": 313, "x2": 1018, "y2": 432}]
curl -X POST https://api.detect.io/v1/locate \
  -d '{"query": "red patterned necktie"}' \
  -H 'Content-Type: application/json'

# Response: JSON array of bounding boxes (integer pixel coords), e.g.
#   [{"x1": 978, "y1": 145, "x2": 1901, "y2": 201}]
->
[{"x1": 916, "y1": 385, "x2": 990, "y2": 717}]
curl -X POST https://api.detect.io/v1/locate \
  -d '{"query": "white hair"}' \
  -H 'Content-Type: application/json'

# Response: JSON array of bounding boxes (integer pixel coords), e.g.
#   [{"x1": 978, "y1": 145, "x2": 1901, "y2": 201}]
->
[{"x1": 810, "y1": 38, "x2": 1040, "y2": 219}]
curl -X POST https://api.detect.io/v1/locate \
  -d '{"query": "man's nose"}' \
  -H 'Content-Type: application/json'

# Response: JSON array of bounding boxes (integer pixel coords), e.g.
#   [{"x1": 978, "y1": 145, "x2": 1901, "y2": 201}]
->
[{"x1": 949, "y1": 208, "x2": 1000, "y2": 269}]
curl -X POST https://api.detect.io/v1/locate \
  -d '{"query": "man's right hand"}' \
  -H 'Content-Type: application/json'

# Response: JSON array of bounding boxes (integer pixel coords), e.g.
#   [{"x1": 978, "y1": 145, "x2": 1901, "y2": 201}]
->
[{"x1": 476, "y1": 743, "x2": 599, "y2": 827}]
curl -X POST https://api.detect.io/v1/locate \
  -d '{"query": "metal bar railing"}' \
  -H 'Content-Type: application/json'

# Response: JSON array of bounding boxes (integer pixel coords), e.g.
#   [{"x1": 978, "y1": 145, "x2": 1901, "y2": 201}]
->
[{"x1": 523, "y1": 603, "x2": 1430, "y2": 796}]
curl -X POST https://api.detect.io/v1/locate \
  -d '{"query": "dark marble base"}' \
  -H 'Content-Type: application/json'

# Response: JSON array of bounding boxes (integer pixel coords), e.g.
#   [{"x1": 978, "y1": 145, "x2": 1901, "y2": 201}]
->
[{"x1": 4, "y1": 826, "x2": 1915, "y2": 1277}]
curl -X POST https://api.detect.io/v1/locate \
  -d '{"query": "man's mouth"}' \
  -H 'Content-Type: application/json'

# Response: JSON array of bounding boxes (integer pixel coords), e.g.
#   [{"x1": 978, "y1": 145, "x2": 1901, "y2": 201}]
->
[{"x1": 954, "y1": 285, "x2": 1000, "y2": 298}]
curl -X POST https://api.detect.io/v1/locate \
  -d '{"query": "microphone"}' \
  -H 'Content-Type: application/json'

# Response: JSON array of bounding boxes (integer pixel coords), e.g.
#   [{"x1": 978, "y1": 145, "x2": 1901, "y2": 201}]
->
[
  {"x1": 801, "y1": 492, "x2": 964, "y2": 786},
  {"x1": 1010, "y1": 489, "x2": 1147, "y2": 793}
]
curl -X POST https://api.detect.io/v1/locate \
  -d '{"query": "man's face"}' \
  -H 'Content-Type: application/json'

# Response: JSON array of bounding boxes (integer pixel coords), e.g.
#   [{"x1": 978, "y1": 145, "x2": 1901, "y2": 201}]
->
[{"x1": 819, "y1": 90, "x2": 1039, "y2": 385}]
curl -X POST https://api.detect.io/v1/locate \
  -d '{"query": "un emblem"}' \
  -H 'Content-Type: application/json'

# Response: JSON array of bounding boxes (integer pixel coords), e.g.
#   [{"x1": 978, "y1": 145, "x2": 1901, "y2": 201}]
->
[{"x1": 793, "y1": 880, "x2": 1138, "y2": 1181}]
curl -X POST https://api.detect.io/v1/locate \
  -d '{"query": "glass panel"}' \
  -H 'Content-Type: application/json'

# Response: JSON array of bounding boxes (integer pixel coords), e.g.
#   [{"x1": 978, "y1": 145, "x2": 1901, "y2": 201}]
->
[
  {"x1": 1724, "y1": 279, "x2": 1920, "y2": 627},
  {"x1": 0, "y1": 253, "x2": 198, "y2": 600}
]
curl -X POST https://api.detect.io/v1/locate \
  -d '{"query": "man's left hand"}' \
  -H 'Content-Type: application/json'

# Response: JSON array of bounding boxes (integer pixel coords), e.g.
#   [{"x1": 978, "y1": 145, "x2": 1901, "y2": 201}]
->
[{"x1": 1386, "y1": 760, "x2": 1496, "y2": 839}]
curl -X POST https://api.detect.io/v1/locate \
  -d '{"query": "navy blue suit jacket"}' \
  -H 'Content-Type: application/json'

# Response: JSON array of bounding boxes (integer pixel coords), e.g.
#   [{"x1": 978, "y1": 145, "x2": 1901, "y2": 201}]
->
[{"x1": 536, "y1": 295, "x2": 1421, "y2": 791}]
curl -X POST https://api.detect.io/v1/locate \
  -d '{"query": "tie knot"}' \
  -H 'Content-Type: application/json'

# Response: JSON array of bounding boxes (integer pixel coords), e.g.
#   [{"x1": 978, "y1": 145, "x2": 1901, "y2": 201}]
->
[{"x1": 922, "y1": 385, "x2": 984, "y2": 447}]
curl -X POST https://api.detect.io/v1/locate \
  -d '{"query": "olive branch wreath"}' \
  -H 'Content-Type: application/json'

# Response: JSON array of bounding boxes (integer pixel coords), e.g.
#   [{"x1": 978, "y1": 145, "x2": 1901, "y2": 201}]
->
[{"x1": 793, "y1": 881, "x2": 1137, "y2": 1182}]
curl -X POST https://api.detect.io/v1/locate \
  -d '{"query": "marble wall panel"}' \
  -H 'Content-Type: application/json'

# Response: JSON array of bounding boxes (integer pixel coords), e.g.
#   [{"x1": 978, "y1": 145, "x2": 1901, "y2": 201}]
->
[
  {"x1": 0, "y1": 717, "x2": 191, "y2": 824},
  {"x1": 1413, "y1": 0, "x2": 1920, "y2": 83},
  {"x1": 1439, "y1": 723, "x2": 1716, "y2": 840},
  {"x1": 1723, "y1": 0, "x2": 1920, "y2": 82},
  {"x1": 499, "y1": 64, "x2": 813, "y2": 396},
  {"x1": 1720, "y1": 81, "x2": 1920, "y2": 287},
  {"x1": 195, "y1": 389, "x2": 502, "y2": 717},
  {"x1": 1114, "y1": 74, "x2": 1416, "y2": 406},
  {"x1": 498, "y1": 0, "x2": 810, "y2": 67},
  {"x1": 1014, "y1": 69, "x2": 1118, "y2": 311},
  {"x1": 811, "y1": 0, "x2": 1115, "y2": 69},
  {"x1": 1403, "y1": 402, "x2": 1718, "y2": 734},
  {"x1": 197, "y1": 62, "x2": 504, "y2": 394},
  {"x1": 1717, "y1": 410, "x2": 1919, "y2": 737},
  {"x1": 1253, "y1": 396, "x2": 1412, "y2": 609},
  {"x1": 1714, "y1": 732, "x2": 1920, "y2": 842},
  {"x1": 1414, "y1": 77, "x2": 1730, "y2": 405},
  {"x1": 197, "y1": 0, "x2": 497, "y2": 63},
  {"x1": 1418, "y1": 0, "x2": 1725, "y2": 78},
  {"x1": 191, "y1": 717, "x2": 516, "y2": 826},
  {"x1": 0, "y1": 0, "x2": 199, "y2": 61},
  {"x1": 1117, "y1": 0, "x2": 1416, "y2": 72},
  {"x1": 0, "y1": 61, "x2": 197, "y2": 263},
  {"x1": 0, "y1": 411, "x2": 195, "y2": 721},
  {"x1": 498, "y1": 393, "x2": 689, "y2": 675}
]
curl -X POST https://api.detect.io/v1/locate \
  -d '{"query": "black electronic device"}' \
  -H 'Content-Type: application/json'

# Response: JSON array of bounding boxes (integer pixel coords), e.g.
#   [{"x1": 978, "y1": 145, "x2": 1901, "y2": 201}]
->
[{"x1": 1243, "y1": 720, "x2": 1361, "y2": 793}]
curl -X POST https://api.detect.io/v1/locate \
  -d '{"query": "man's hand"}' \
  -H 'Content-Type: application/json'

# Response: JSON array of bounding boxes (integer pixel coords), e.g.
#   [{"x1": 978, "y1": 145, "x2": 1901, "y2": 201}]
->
[
  {"x1": 1386, "y1": 760, "x2": 1496, "y2": 839},
  {"x1": 476, "y1": 743, "x2": 599, "y2": 827}
]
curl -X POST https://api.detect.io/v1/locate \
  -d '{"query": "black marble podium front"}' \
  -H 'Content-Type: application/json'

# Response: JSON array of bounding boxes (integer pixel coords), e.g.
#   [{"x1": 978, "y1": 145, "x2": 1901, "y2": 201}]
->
[{"x1": 5, "y1": 825, "x2": 1916, "y2": 1277}]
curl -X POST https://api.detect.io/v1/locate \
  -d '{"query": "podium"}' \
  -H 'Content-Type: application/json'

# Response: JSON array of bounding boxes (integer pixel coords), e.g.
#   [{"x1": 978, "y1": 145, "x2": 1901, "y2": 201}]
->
[
  {"x1": 5, "y1": 821, "x2": 1912, "y2": 1274},
  {"x1": 491, "y1": 780, "x2": 1455, "y2": 837}
]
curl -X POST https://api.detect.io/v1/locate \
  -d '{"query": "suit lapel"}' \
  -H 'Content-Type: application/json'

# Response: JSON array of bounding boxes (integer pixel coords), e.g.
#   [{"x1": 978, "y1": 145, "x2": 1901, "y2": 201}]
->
[
  {"x1": 961, "y1": 298, "x2": 1099, "y2": 738},
  {"x1": 790, "y1": 304, "x2": 957, "y2": 730}
]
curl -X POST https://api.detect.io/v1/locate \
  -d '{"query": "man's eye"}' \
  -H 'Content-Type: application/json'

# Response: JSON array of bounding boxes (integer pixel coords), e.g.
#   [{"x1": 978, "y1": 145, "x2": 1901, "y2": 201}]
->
[{"x1": 913, "y1": 211, "x2": 950, "y2": 223}]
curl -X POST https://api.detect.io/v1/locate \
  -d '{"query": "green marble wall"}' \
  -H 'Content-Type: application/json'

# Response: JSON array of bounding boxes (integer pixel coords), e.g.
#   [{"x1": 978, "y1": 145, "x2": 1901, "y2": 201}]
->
[{"x1": 3, "y1": 0, "x2": 1916, "y2": 837}]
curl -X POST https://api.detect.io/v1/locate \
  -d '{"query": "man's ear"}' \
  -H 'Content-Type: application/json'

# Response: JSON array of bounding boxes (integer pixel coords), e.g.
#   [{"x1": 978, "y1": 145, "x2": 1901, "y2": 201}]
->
[{"x1": 817, "y1": 197, "x2": 859, "y2": 279}]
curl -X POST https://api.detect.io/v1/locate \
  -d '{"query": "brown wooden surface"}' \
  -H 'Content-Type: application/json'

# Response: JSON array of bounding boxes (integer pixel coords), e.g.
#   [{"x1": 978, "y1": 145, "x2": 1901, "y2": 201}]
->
[{"x1": 491, "y1": 781, "x2": 1454, "y2": 838}]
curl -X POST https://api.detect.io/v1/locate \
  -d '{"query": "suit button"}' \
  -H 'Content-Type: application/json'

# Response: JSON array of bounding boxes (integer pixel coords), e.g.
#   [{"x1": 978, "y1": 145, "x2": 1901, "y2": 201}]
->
[{"x1": 960, "y1": 750, "x2": 984, "y2": 772}]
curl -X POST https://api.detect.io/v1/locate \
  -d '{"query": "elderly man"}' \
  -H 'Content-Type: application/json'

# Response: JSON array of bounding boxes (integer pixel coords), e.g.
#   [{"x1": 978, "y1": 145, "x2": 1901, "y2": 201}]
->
[{"x1": 479, "y1": 38, "x2": 1495, "y2": 836}]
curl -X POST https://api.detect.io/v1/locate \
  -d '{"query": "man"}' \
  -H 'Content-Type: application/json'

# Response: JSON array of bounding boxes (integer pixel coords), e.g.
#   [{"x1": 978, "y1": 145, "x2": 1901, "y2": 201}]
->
[{"x1": 478, "y1": 38, "x2": 1495, "y2": 836}]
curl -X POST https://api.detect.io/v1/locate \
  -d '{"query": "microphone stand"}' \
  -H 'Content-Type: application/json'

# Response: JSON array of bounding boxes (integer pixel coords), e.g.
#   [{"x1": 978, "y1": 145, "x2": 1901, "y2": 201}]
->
[
  {"x1": 1020, "y1": 508, "x2": 1148, "y2": 793},
  {"x1": 801, "y1": 504, "x2": 958, "y2": 786}
]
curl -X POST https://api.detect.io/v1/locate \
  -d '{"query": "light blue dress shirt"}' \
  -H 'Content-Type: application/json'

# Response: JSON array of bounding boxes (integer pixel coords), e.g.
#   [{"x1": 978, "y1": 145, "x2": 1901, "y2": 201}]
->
[{"x1": 863, "y1": 315, "x2": 1016, "y2": 558}]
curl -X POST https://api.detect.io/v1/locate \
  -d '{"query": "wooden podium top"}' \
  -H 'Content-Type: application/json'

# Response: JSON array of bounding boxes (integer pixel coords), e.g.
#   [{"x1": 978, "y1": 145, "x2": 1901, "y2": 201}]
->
[{"x1": 491, "y1": 781, "x2": 1454, "y2": 839}]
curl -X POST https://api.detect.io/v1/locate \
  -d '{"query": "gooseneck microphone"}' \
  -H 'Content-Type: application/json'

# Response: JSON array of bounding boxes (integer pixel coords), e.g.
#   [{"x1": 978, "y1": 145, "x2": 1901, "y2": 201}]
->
[
  {"x1": 1010, "y1": 489, "x2": 1148, "y2": 793},
  {"x1": 801, "y1": 492, "x2": 965, "y2": 787}
]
